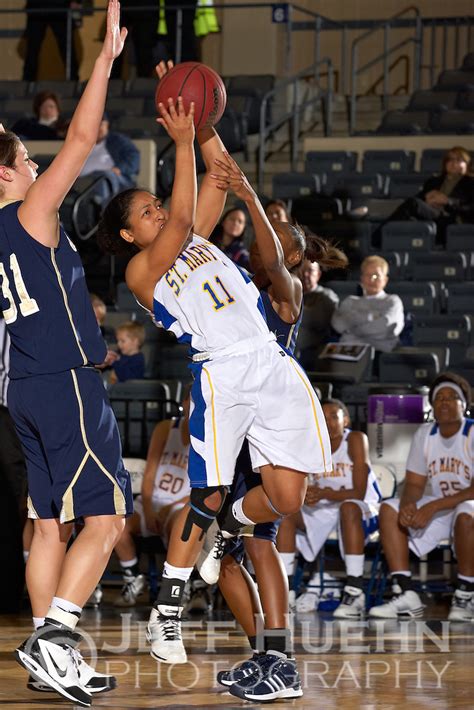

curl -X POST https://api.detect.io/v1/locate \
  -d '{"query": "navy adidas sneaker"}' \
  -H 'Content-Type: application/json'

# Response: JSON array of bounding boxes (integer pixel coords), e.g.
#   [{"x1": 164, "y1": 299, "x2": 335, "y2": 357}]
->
[
  {"x1": 217, "y1": 653, "x2": 265, "y2": 687},
  {"x1": 229, "y1": 651, "x2": 303, "y2": 702}
]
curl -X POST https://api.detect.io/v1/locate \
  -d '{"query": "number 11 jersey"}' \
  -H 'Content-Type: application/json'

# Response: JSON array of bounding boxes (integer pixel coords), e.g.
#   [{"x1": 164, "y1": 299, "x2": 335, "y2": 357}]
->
[{"x1": 153, "y1": 234, "x2": 269, "y2": 354}]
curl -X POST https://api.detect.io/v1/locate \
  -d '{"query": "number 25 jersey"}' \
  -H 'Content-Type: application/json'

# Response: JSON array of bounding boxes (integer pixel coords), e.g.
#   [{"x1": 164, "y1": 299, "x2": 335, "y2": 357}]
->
[
  {"x1": 406, "y1": 419, "x2": 474, "y2": 498},
  {"x1": 153, "y1": 235, "x2": 269, "y2": 353}
]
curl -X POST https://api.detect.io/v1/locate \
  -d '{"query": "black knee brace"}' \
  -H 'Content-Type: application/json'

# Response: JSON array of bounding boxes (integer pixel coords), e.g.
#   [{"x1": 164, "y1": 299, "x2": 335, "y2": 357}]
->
[{"x1": 181, "y1": 486, "x2": 227, "y2": 542}]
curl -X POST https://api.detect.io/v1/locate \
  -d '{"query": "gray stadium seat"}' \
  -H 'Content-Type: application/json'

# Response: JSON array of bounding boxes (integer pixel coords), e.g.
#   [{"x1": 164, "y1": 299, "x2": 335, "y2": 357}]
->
[
  {"x1": 420, "y1": 149, "x2": 445, "y2": 174},
  {"x1": 291, "y1": 196, "x2": 343, "y2": 227},
  {"x1": 32, "y1": 80, "x2": 78, "y2": 98},
  {"x1": 436, "y1": 70, "x2": 474, "y2": 91},
  {"x1": 307, "y1": 345, "x2": 374, "y2": 384},
  {"x1": 108, "y1": 379, "x2": 181, "y2": 456},
  {"x1": 413, "y1": 315, "x2": 471, "y2": 364},
  {"x1": 389, "y1": 174, "x2": 431, "y2": 199},
  {"x1": 379, "y1": 349, "x2": 439, "y2": 386},
  {"x1": 445, "y1": 283, "x2": 474, "y2": 315},
  {"x1": 324, "y1": 280, "x2": 361, "y2": 300},
  {"x1": 445, "y1": 224, "x2": 474, "y2": 253},
  {"x1": 430, "y1": 110, "x2": 474, "y2": 134},
  {"x1": 381, "y1": 221, "x2": 436, "y2": 252},
  {"x1": 115, "y1": 115, "x2": 164, "y2": 138},
  {"x1": 106, "y1": 97, "x2": 145, "y2": 118},
  {"x1": 0, "y1": 80, "x2": 29, "y2": 99},
  {"x1": 305, "y1": 151, "x2": 357, "y2": 175},
  {"x1": 329, "y1": 174, "x2": 386, "y2": 199},
  {"x1": 411, "y1": 252, "x2": 467, "y2": 281},
  {"x1": 272, "y1": 172, "x2": 320, "y2": 200},
  {"x1": 362, "y1": 150, "x2": 416, "y2": 174},
  {"x1": 127, "y1": 78, "x2": 158, "y2": 98},
  {"x1": 376, "y1": 110, "x2": 430, "y2": 135},
  {"x1": 385, "y1": 281, "x2": 437, "y2": 315},
  {"x1": 316, "y1": 221, "x2": 372, "y2": 264},
  {"x1": 407, "y1": 90, "x2": 457, "y2": 112}
]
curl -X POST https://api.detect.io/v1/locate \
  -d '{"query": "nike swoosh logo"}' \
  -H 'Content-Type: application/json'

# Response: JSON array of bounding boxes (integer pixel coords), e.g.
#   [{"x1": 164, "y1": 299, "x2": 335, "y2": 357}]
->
[{"x1": 44, "y1": 647, "x2": 68, "y2": 678}]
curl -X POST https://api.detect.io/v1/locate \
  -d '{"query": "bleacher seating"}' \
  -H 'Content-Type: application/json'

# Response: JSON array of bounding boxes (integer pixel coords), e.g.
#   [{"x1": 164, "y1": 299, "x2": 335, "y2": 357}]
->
[
  {"x1": 445, "y1": 224, "x2": 474, "y2": 254},
  {"x1": 376, "y1": 110, "x2": 430, "y2": 135},
  {"x1": 444, "y1": 283, "x2": 474, "y2": 315},
  {"x1": 305, "y1": 150, "x2": 357, "y2": 176},
  {"x1": 379, "y1": 349, "x2": 440, "y2": 386},
  {"x1": 410, "y1": 252, "x2": 468, "y2": 282},
  {"x1": 385, "y1": 281, "x2": 437, "y2": 316},
  {"x1": 381, "y1": 221, "x2": 436, "y2": 252},
  {"x1": 413, "y1": 315, "x2": 472, "y2": 365},
  {"x1": 388, "y1": 174, "x2": 430, "y2": 199},
  {"x1": 272, "y1": 172, "x2": 320, "y2": 200},
  {"x1": 407, "y1": 90, "x2": 457, "y2": 112},
  {"x1": 361, "y1": 150, "x2": 416, "y2": 174}
]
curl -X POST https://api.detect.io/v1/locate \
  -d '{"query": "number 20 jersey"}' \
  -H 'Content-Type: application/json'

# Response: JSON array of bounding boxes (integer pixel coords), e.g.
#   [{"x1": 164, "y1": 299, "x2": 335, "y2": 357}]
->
[
  {"x1": 152, "y1": 418, "x2": 190, "y2": 507},
  {"x1": 407, "y1": 418, "x2": 474, "y2": 498},
  {"x1": 153, "y1": 234, "x2": 269, "y2": 353},
  {"x1": 0, "y1": 201, "x2": 106, "y2": 378}
]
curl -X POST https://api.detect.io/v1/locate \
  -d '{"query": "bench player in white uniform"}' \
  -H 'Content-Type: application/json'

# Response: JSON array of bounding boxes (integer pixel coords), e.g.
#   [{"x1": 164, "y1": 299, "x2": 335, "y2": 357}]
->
[
  {"x1": 97, "y1": 63, "x2": 334, "y2": 702},
  {"x1": 278, "y1": 399, "x2": 381, "y2": 618},
  {"x1": 113, "y1": 390, "x2": 191, "y2": 607},
  {"x1": 369, "y1": 372, "x2": 474, "y2": 621}
]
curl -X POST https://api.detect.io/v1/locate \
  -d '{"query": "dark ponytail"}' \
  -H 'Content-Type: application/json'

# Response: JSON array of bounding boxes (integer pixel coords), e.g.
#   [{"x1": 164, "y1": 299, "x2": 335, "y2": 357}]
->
[
  {"x1": 285, "y1": 222, "x2": 348, "y2": 271},
  {"x1": 96, "y1": 188, "x2": 140, "y2": 257}
]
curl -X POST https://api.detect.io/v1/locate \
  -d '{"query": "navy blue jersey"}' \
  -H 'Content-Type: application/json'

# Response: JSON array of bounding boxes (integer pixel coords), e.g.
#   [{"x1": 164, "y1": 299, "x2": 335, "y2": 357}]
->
[
  {"x1": 0, "y1": 202, "x2": 106, "y2": 379},
  {"x1": 260, "y1": 289, "x2": 302, "y2": 353}
]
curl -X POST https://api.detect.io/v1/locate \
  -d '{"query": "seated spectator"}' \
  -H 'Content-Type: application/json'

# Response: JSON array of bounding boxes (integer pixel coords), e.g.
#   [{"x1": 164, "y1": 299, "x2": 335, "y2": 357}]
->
[
  {"x1": 369, "y1": 372, "x2": 474, "y2": 622},
  {"x1": 79, "y1": 113, "x2": 140, "y2": 195},
  {"x1": 331, "y1": 255, "x2": 404, "y2": 353},
  {"x1": 277, "y1": 398, "x2": 381, "y2": 616},
  {"x1": 210, "y1": 207, "x2": 250, "y2": 270},
  {"x1": 90, "y1": 292, "x2": 115, "y2": 345},
  {"x1": 265, "y1": 198, "x2": 291, "y2": 225},
  {"x1": 110, "y1": 320, "x2": 145, "y2": 383},
  {"x1": 113, "y1": 389, "x2": 191, "y2": 607},
  {"x1": 11, "y1": 91, "x2": 66, "y2": 140},
  {"x1": 296, "y1": 259, "x2": 339, "y2": 369},
  {"x1": 375, "y1": 146, "x2": 474, "y2": 246}
]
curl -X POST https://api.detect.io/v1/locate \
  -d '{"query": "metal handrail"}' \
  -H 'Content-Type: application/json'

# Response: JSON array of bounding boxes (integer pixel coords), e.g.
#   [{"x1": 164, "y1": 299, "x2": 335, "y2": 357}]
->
[
  {"x1": 350, "y1": 6, "x2": 422, "y2": 134},
  {"x1": 257, "y1": 58, "x2": 334, "y2": 194}
]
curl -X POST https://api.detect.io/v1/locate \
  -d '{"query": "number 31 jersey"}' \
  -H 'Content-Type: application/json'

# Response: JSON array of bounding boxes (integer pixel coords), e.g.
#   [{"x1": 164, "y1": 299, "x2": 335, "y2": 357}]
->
[
  {"x1": 153, "y1": 234, "x2": 269, "y2": 353},
  {"x1": 0, "y1": 201, "x2": 106, "y2": 378},
  {"x1": 406, "y1": 418, "x2": 474, "y2": 498},
  {"x1": 152, "y1": 418, "x2": 190, "y2": 507}
]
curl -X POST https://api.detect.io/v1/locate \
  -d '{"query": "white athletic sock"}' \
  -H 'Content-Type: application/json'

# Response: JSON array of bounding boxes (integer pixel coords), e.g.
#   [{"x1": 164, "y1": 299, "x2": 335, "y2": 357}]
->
[
  {"x1": 23, "y1": 551, "x2": 30, "y2": 563},
  {"x1": 120, "y1": 557, "x2": 138, "y2": 569},
  {"x1": 391, "y1": 570, "x2": 411, "y2": 577},
  {"x1": 345, "y1": 554, "x2": 364, "y2": 578},
  {"x1": 232, "y1": 497, "x2": 256, "y2": 526},
  {"x1": 280, "y1": 552, "x2": 296, "y2": 577},
  {"x1": 163, "y1": 562, "x2": 193, "y2": 582},
  {"x1": 33, "y1": 616, "x2": 45, "y2": 630},
  {"x1": 47, "y1": 597, "x2": 82, "y2": 630},
  {"x1": 458, "y1": 574, "x2": 474, "y2": 584}
]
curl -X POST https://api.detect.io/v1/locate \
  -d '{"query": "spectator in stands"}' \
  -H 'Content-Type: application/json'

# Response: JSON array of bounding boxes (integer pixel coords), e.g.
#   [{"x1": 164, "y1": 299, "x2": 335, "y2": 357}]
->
[
  {"x1": 376, "y1": 146, "x2": 474, "y2": 245},
  {"x1": 210, "y1": 207, "x2": 250, "y2": 270},
  {"x1": 265, "y1": 199, "x2": 291, "y2": 225},
  {"x1": 11, "y1": 91, "x2": 65, "y2": 141},
  {"x1": 110, "y1": 320, "x2": 145, "y2": 384},
  {"x1": 113, "y1": 388, "x2": 191, "y2": 607},
  {"x1": 111, "y1": 0, "x2": 159, "y2": 78},
  {"x1": 369, "y1": 372, "x2": 474, "y2": 622},
  {"x1": 331, "y1": 255, "x2": 404, "y2": 353},
  {"x1": 90, "y1": 293, "x2": 115, "y2": 345},
  {"x1": 78, "y1": 113, "x2": 140, "y2": 194},
  {"x1": 296, "y1": 259, "x2": 339, "y2": 369},
  {"x1": 22, "y1": 1, "x2": 80, "y2": 81}
]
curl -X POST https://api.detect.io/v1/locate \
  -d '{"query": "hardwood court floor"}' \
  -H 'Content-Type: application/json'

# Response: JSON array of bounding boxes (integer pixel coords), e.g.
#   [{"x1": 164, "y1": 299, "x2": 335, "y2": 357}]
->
[{"x1": 1, "y1": 597, "x2": 474, "y2": 709}]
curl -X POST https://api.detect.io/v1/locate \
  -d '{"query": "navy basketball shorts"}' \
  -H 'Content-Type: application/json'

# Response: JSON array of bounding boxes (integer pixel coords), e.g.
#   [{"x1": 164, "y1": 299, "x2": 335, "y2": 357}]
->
[
  {"x1": 8, "y1": 367, "x2": 133, "y2": 523},
  {"x1": 226, "y1": 441, "x2": 280, "y2": 564}
]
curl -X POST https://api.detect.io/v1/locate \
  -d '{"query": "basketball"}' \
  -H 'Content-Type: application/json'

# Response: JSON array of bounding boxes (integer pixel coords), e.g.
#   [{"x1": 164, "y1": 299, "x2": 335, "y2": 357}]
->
[{"x1": 155, "y1": 62, "x2": 227, "y2": 130}]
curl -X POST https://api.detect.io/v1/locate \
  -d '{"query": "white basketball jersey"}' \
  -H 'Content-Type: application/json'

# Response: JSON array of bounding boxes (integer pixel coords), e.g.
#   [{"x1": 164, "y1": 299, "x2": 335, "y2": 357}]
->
[
  {"x1": 314, "y1": 429, "x2": 381, "y2": 504},
  {"x1": 153, "y1": 235, "x2": 269, "y2": 353},
  {"x1": 424, "y1": 419, "x2": 474, "y2": 498},
  {"x1": 152, "y1": 419, "x2": 190, "y2": 506}
]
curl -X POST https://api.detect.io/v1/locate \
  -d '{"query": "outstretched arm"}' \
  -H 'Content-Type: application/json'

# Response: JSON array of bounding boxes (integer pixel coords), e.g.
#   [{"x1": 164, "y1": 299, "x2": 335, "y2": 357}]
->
[
  {"x1": 19, "y1": 0, "x2": 127, "y2": 246},
  {"x1": 213, "y1": 152, "x2": 301, "y2": 317},
  {"x1": 126, "y1": 98, "x2": 196, "y2": 311}
]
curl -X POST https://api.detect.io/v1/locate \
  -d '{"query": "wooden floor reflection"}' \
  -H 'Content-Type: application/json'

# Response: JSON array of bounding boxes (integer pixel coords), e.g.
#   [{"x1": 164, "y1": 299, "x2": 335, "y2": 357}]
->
[{"x1": 1, "y1": 597, "x2": 473, "y2": 709}]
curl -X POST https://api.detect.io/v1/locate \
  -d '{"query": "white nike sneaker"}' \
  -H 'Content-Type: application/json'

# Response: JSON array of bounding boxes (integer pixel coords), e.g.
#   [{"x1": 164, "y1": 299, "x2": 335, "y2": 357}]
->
[
  {"x1": 147, "y1": 606, "x2": 187, "y2": 664},
  {"x1": 448, "y1": 589, "x2": 474, "y2": 622},
  {"x1": 368, "y1": 590, "x2": 425, "y2": 619},
  {"x1": 16, "y1": 626, "x2": 91, "y2": 707},
  {"x1": 28, "y1": 650, "x2": 117, "y2": 694},
  {"x1": 114, "y1": 571, "x2": 147, "y2": 607},
  {"x1": 333, "y1": 586, "x2": 366, "y2": 619},
  {"x1": 196, "y1": 521, "x2": 227, "y2": 585},
  {"x1": 295, "y1": 590, "x2": 319, "y2": 613}
]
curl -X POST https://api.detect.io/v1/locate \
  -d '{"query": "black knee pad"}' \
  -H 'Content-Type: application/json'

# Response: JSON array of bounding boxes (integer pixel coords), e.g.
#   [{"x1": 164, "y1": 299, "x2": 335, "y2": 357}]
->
[{"x1": 181, "y1": 485, "x2": 227, "y2": 542}]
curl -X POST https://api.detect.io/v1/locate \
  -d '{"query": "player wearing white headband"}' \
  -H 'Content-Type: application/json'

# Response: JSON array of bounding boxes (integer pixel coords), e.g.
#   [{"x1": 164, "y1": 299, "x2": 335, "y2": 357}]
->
[{"x1": 369, "y1": 372, "x2": 474, "y2": 621}]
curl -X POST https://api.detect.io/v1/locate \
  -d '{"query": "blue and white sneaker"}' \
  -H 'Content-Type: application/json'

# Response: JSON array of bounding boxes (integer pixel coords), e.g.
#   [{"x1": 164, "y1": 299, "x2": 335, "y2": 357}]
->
[
  {"x1": 217, "y1": 653, "x2": 264, "y2": 687},
  {"x1": 229, "y1": 651, "x2": 303, "y2": 702}
]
